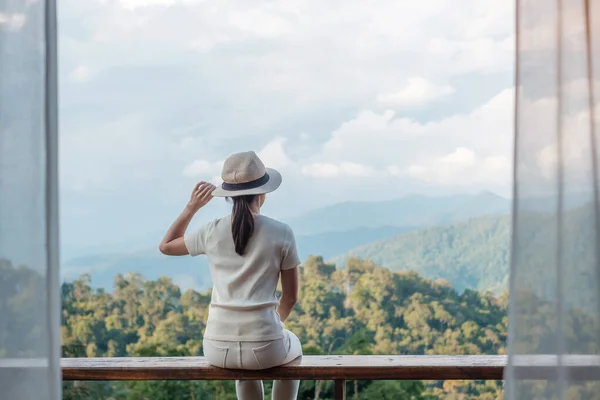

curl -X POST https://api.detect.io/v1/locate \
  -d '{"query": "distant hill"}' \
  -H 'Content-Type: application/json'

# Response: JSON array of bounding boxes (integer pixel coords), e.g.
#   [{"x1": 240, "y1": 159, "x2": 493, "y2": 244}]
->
[
  {"x1": 287, "y1": 191, "x2": 595, "y2": 235},
  {"x1": 296, "y1": 225, "x2": 415, "y2": 259},
  {"x1": 287, "y1": 191, "x2": 511, "y2": 235},
  {"x1": 332, "y1": 215, "x2": 511, "y2": 294},
  {"x1": 61, "y1": 250, "x2": 212, "y2": 292},
  {"x1": 334, "y1": 202, "x2": 596, "y2": 298}
]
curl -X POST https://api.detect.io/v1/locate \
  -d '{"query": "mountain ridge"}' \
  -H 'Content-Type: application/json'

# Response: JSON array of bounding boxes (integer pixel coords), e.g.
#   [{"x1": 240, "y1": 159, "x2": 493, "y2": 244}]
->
[
  {"x1": 332, "y1": 201, "x2": 596, "y2": 298},
  {"x1": 287, "y1": 191, "x2": 511, "y2": 234}
]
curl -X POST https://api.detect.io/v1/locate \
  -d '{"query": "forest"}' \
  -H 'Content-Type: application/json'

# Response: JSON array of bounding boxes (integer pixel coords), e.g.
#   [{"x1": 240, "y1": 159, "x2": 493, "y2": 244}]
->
[{"x1": 56, "y1": 256, "x2": 508, "y2": 399}]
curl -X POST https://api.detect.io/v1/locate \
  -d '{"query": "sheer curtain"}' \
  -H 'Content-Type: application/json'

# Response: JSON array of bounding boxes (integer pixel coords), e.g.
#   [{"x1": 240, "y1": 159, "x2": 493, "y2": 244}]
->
[
  {"x1": 505, "y1": 0, "x2": 600, "y2": 398},
  {"x1": 0, "y1": 0, "x2": 60, "y2": 399}
]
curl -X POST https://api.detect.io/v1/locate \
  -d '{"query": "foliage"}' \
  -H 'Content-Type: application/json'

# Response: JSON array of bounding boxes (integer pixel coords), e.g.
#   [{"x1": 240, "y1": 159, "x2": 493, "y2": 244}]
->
[{"x1": 49, "y1": 256, "x2": 511, "y2": 399}]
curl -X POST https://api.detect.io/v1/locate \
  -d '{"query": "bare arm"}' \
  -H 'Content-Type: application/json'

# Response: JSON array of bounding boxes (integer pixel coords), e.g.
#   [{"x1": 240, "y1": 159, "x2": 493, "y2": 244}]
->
[
  {"x1": 158, "y1": 207, "x2": 195, "y2": 256},
  {"x1": 159, "y1": 182, "x2": 215, "y2": 256},
  {"x1": 277, "y1": 266, "x2": 299, "y2": 322}
]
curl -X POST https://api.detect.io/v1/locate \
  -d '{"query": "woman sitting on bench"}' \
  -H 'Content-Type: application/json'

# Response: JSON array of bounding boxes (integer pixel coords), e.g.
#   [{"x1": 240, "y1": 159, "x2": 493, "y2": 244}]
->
[{"x1": 159, "y1": 151, "x2": 303, "y2": 400}]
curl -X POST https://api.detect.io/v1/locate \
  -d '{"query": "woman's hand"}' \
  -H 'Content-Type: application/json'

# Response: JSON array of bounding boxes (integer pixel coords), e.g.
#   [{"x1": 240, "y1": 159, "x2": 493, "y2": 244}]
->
[{"x1": 187, "y1": 181, "x2": 216, "y2": 213}]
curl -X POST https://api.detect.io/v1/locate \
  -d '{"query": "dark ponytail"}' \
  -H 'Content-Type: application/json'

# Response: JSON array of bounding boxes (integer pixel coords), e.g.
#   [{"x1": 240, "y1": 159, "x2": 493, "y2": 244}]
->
[{"x1": 230, "y1": 195, "x2": 256, "y2": 256}]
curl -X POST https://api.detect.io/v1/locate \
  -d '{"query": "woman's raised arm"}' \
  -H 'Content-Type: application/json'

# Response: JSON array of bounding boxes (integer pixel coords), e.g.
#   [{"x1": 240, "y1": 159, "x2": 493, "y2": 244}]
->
[{"x1": 159, "y1": 181, "x2": 215, "y2": 256}]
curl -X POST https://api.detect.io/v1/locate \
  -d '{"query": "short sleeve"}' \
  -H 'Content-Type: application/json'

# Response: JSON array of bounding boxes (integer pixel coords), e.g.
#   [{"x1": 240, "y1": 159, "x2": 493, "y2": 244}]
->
[
  {"x1": 184, "y1": 223, "x2": 208, "y2": 257},
  {"x1": 281, "y1": 225, "x2": 301, "y2": 270}
]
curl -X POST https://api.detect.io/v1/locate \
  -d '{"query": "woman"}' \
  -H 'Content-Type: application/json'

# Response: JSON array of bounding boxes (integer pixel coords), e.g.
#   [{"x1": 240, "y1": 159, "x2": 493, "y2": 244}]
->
[{"x1": 159, "y1": 151, "x2": 303, "y2": 400}]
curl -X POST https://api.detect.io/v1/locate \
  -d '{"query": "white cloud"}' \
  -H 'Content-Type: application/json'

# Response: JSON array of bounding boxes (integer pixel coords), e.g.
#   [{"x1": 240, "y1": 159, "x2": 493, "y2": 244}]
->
[
  {"x1": 56, "y1": 0, "x2": 516, "y2": 185},
  {"x1": 118, "y1": 0, "x2": 210, "y2": 10},
  {"x1": 427, "y1": 36, "x2": 514, "y2": 75},
  {"x1": 59, "y1": 114, "x2": 222, "y2": 192},
  {"x1": 69, "y1": 65, "x2": 93, "y2": 82},
  {"x1": 301, "y1": 163, "x2": 340, "y2": 178},
  {"x1": 0, "y1": 12, "x2": 26, "y2": 31},
  {"x1": 319, "y1": 88, "x2": 514, "y2": 166},
  {"x1": 302, "y1": 162, "x2": 375, "y2": 178},
  {"x1": 226, "y1": 6, "x2": 294, "y2": 38},
  {"x1": 258, "y1": 138, "x2": 291, "y2": 170},
  {"x1": 339, "y1": 162, "x2": 375, "y2": 177},
  {"x1": 404, "y1": 147, "x2": 511, "y2": 186},
  {"x1": 386, "y1": 165, "x2": 403, "y2": 177},
  {"x1": 119, "y1": 0, "x2": 178, "y2": 10},
  {"x1": 182, "y1": 159, "x2": 221, "y2": 178},
  {"x1": 303, "y1": 88, "x2": 515, "y2": 190},
  {"x1": 377, "y1": 77, "x2": 454, "y2": 108},
  {"x1": 58, "y1": 0, "x2": 514, "y2": 94}
]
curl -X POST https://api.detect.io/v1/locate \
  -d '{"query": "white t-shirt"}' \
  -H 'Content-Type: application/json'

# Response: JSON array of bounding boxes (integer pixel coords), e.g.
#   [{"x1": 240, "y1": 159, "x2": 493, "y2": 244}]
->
[{"x1": 184, "y1": 214, "x2": 301, "y2": 341}]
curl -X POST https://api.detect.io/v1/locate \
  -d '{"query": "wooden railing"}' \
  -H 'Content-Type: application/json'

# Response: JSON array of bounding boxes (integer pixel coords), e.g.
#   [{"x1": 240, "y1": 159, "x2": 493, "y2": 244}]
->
[
  {"x1": 61, "y1": 355, "x2": 506, "y2": 400},
  {"x1": 62, "y1": 355, "x2": 505, "y2": 381},
  {"x1": 5, "y1": 355, "x2": 600, "y2": 399}
]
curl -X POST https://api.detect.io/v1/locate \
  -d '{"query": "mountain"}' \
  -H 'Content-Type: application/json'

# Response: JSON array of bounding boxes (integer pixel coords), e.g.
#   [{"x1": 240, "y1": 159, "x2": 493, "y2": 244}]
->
[
  {"x1": 61, "y1": 231, "x2": 165, "y2": 262},
  {"x1": 333, "y1": 202, "x2": 596, "y2": 297},
  {"x1": 287, "y1": 191, "x2": 511, "y2": 235},
  {"x1": 61, "y1": 249, "x2": 212, "y2": 292},
  {"x1": 332, "y1": 215, "x2": 511, "y2": 294},
  {"x1": 296, "y1": 225, "x2": 415, "y2": 259}
]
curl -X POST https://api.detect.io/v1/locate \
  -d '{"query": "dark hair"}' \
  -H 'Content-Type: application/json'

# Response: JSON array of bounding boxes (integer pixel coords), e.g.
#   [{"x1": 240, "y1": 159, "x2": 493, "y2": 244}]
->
[{"x1": 229, "y1": 195, "x2": 257, "y2": 256}]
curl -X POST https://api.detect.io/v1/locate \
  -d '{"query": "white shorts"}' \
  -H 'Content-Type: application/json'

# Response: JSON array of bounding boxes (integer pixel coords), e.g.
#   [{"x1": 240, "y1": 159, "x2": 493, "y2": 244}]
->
[{"x1": 203, "y1": 329, "x2": 302, "y2": 370}]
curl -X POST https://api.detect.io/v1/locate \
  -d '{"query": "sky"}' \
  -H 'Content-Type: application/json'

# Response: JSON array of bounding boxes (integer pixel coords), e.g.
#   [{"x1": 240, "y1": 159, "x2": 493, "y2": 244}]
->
[{"x1": 54, "y1": 0, "x2": 517, "y2": 256}]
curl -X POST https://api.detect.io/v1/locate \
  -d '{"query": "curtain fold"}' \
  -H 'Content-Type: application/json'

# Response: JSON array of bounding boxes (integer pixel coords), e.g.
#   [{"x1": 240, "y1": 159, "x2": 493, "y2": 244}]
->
[
  {"x1": 0, "y1": 0, "x2": 60, "y2": 399},
  {"x1": 505, "y1": 0, "x2": 600, "y2": 398}
]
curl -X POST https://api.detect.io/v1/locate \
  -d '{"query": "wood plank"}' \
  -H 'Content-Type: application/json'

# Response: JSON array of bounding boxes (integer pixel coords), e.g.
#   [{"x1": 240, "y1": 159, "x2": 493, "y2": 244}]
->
[
  {"x1": 58, "y1": 355, "x2": 600, "y2": 382},
  {"x1": 334, "y1": 380, "x2": 346, "y2": 400},
  {"x1": 62, "y1": 355, "x2": 504, "y2": 381}
]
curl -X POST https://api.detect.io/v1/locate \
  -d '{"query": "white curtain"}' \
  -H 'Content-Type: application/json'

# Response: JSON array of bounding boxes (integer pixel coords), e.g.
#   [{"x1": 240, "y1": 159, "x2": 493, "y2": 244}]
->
[
  {"x1": 0, "y1": 0, "x2": 60, "y2": 399},
  {"x1": 505, "y1": 0, "x2": 600, "y2": 398}
]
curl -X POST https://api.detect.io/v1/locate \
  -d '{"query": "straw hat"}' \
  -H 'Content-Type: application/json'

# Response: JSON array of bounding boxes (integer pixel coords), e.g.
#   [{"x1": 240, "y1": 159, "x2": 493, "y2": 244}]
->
[{"x1": 211, "y1": 151, "x2": 282, "y2": 197}]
